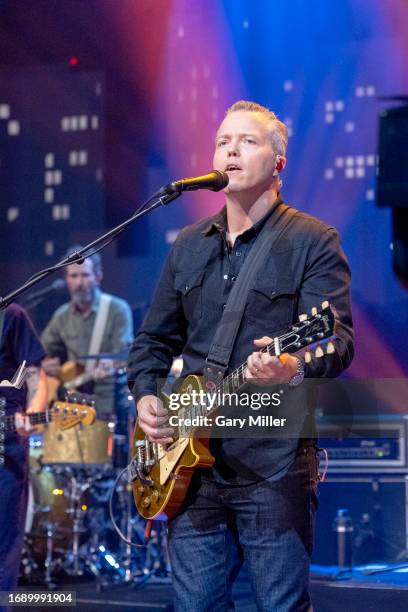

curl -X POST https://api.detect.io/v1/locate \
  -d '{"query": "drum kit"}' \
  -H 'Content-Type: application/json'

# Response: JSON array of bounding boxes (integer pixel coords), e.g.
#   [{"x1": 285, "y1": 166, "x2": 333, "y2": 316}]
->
[{"x1": 20, "y1": 351, "x2": 172, "y2": 590}]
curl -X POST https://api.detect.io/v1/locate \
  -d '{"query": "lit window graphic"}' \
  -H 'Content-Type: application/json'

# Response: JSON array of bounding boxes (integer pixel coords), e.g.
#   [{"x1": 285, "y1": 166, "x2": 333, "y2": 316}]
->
[
  {"x1": 0, "y1": 104, "x2": 10, "y2": 119},
  {"x1": 7, "y1": 207, "x2": 19, "y2": 222},
  {"x1": 52, "y1": 205, "x2": 70, "y2": 220},
  {"x1": 44, "y1": 188, "x2": 54, "y2": 203},
  {"x1": 44, "y1": 241, "x2": 54, "y2": 256},
  {"x1": 45, "y1": 153, "x2": 55, "y2": 168},
  {"x1": 7, "y1": 120, "x2": 20, "y2": 135},
  {"x1": 0, "y1": 68, "x2": 104, "y2": 262}
]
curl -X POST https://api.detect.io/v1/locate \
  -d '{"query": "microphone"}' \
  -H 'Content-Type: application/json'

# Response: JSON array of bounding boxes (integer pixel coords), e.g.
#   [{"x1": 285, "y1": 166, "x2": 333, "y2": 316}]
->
[
  {"x1": 23, "y1": 278, "x2": 66, "y2": 302},
  {"x1": 160, "y1": 170, "x2": 229, "y2": 195}
]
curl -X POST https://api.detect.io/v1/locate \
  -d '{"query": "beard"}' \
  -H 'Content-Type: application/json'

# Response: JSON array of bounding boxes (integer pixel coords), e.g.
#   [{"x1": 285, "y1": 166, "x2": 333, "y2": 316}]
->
[{"x1": 71, "y1": 287, "x2": 95, "y2": 307}]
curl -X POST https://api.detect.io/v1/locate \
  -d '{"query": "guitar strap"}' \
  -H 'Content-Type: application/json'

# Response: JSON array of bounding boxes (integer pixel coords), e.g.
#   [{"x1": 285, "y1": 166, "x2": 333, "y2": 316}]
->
[
  {"x1": 204, "y1": 201, "x2": 297, "y2": 385},
  {"x1": 85, "y1": 293, "x2": 112, "y2": 373}
]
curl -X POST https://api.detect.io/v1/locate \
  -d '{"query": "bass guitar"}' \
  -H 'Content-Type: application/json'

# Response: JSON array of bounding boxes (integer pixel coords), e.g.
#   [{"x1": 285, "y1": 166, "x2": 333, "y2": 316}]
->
[{"x1": 0, "y1": 396, "x2": 97, "y2": 434}]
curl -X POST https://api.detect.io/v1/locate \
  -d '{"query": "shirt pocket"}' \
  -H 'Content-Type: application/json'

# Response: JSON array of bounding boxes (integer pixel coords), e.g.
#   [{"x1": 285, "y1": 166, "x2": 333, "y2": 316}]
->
[
  {"x1": 174, "y1": 269, "x2": 205, "y2": 322},
  {"x1": 245, "y1": 277, "x2": 299, "y2": 333}
]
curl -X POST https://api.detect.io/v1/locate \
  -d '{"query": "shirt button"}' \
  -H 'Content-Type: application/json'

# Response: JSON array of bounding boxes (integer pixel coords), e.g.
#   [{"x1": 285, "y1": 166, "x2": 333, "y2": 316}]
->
[
  {"x1": 223, "y1": 274, "x2": 228, "y2": 280},
  {"x1": 223, "y1": 304, "x2": 227, "y2": 309},
  {"x1": 231, "y1": 276, "x2": 236, "y2": 282},
  {"x1": 235, "y1": 251, "x2": 242, "y2": 257}
]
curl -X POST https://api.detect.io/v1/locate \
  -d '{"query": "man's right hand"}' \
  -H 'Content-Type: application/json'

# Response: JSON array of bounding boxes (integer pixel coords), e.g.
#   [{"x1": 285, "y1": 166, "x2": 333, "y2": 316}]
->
[
  {"x1": 137, "y1": 395, "x2": 174, "y2": 445},
  {"x1": 42, "y1": 356, "x2": 61, "y2": 377}
]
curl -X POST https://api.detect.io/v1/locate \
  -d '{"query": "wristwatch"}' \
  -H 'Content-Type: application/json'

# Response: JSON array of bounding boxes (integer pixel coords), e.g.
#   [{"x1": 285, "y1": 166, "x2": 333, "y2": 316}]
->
[{"x1": 288, "y1": 357, "x2": 305, "y2": 387}]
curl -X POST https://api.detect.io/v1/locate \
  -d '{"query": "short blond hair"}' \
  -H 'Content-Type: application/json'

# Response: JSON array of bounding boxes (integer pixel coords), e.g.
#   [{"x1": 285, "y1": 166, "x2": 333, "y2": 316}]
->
[{"x1": 226, "y1": 100, "x2": 288, "y2": 156}]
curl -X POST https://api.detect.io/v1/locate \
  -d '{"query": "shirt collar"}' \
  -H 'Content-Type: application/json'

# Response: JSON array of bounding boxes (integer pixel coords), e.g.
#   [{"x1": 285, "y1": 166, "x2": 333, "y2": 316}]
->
[{"x1": 201, "y1": 194, "x2": 284, "y2": 238}]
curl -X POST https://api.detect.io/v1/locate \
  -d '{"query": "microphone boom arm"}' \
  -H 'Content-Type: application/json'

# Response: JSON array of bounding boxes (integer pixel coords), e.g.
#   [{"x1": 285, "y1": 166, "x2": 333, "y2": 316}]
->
[{"x1": 0, "y1": 188, "x2": 182, "y2": 310}]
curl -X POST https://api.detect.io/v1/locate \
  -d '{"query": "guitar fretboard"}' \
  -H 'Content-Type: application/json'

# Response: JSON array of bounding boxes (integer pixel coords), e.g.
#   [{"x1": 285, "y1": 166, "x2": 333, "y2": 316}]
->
[
  {"x1": 174, "y1": 307, "x2": 334, "y2": 438},
  {"x1": 1, "y1": 408, "x2": 52, "y2": 433}
]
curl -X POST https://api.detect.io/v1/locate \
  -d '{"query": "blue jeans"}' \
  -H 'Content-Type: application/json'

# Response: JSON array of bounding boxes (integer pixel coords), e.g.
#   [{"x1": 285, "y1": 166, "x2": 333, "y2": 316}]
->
[
  {"x1": 167, "y1": 444, "x2": 319, "y2": 612},
  {"x1": 0, "y1": 436, "x2": 28, "y2": 612}
]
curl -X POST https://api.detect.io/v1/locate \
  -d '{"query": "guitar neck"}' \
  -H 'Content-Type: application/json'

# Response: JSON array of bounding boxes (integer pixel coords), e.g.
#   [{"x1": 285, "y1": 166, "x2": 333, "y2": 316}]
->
[
  {"x1": 64, "y1": 371, "x2": 94, "y2": 390},
  {"x1": 205, "y1": 306, "x2": 334, "y2": 415},
  {"x1": 166, "y1": 304, "x2": 334, "y2": 441},
  {"x1": 3, "y1": 408, "x2": 53, "y2": 433},
  {"x1": 203, "y1": 341, "x2": 278, "y2": 416}
]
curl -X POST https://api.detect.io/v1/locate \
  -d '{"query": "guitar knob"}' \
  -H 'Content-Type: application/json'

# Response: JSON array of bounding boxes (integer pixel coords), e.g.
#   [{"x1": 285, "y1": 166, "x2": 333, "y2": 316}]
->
[
  {"x1": 298, "y1": 314, "x2": 307, "y2": 322},
  {"x1": 321, "y1": 300, "x2": 329, "y2": 309},
  {"x1": 326, "y1": 342, "x2": 335, "y2": 354},
  {"x1": 304, "y1": 351, "x2": 312, "y2": 363},
  {"x1": 142, "y1": 497, "x2": 151, "y2": 508},
  {"x1": 311, "y1": 307, "x2": 317, "y2": 315}
]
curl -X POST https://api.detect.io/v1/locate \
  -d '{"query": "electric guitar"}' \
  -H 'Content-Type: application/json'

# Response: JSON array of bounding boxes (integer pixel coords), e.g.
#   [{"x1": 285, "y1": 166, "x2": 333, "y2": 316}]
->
[
  {"x1": 0, "y1": 396, "x2": 97, "y2": 434},
  {"x1": 46, "y1": 358, "x2": 126, "y2": 401},
  {"x1": 130, "y1": 302, "x2": 336, "y2": 520}
]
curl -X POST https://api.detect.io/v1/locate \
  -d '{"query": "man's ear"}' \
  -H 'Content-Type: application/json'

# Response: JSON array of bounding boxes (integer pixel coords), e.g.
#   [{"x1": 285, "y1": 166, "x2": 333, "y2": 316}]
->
[{"x1": 95, "y1": 270, "x2": 103, "y2": 286}]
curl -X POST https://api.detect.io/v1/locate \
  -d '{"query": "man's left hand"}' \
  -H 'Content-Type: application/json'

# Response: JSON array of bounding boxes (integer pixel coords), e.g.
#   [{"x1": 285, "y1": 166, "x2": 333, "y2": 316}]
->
[
  {"x1": 15, "y1": 406, "x2": 42, "y2": 436},
  {"x1": 245, "y1": 336, "x2": 299, "y2": 385}
]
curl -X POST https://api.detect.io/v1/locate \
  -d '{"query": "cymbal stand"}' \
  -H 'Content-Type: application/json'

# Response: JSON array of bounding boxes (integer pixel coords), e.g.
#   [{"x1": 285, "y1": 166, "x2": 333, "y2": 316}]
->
[
  {"x1": 138, "y1": 521, "x2": 171, "y2": 586},
  {"x1": 58, "y1": 468, "x2": 95, "y2": 577}
]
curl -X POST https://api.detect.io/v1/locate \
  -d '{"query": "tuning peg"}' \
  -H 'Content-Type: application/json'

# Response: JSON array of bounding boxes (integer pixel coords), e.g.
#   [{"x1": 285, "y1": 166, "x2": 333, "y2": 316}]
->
[
  {"x1": 321, "y1": 300, "x2": 329, "y2": 309},
  {"x1": 298, "y1": 314, "x2": 308, "y2": 322},
  {"x1": 304, "y1": 351, "x2": 312, "y2": 363},
  {"x1": 311, "y1": 307, "x2": 317, "y2": 316},
  {"x1": 315, "y1": 346, "x2": 324, "y2": 358},
  {"x1": 326, "y1": 341, "x2": 335, "y2": 354}
]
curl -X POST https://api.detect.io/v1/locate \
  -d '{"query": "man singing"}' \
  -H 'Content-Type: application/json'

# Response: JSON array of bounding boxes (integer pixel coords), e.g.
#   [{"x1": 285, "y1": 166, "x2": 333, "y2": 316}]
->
[{"x1": 128, "y1": 101, "x2": 354, "y2": 611}]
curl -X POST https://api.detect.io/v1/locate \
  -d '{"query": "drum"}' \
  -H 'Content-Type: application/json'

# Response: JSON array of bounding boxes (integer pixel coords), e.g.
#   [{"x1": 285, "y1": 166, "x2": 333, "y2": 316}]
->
[
  {"x1": 42, "y1": 418, "x2": 115, "y2": 466},
  {"x1": 26, "y1": 463, "x2": 86, "y2": 566}
]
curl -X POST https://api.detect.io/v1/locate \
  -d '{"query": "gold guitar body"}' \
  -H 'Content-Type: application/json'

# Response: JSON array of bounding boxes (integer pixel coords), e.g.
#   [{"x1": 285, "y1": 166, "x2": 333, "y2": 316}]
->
[{"x1": 131, "y1": 375, "x2": 214, "y2": 520}]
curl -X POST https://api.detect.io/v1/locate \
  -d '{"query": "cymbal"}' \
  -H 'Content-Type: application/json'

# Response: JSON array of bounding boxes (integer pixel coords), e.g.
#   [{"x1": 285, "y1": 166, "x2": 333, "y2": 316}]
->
[{"x1": 76, "y1": 349, "x2": 129, "y2": 361}]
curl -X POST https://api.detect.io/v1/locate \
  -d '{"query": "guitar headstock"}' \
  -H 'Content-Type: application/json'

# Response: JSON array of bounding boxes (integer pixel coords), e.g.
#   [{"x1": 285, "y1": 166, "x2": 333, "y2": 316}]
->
[
  {"x1": 278, "y1": 301, "x2": 336, "y2": 360},
  {"x1": 51, "y1": 394, "x2": 97, "y2": 430}
]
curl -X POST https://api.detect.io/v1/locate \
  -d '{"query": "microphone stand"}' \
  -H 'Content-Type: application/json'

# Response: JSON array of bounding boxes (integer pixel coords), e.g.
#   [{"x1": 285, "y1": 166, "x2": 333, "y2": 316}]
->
[{"x1": 0, "y1": 188, "x2": 181, "y2": 310}]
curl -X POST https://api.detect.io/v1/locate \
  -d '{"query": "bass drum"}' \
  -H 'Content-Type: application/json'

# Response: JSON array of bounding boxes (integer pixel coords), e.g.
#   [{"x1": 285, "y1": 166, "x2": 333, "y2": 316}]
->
[
  {"x1": 26, "y1": 449, "x2": 88, "y2": 567},
  {"x1": 42, "y1": 419, "x2": 115, "y2": 466}
]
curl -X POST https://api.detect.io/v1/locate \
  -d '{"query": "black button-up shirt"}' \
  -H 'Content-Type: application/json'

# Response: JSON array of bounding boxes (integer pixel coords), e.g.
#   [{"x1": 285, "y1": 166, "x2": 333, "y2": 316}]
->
[
  {"x1": 209, "y1": 202, "x2": 276, "y2": 322},
  {"x1": 128, "y1": 199, "x2": 354, "y2": 483}
]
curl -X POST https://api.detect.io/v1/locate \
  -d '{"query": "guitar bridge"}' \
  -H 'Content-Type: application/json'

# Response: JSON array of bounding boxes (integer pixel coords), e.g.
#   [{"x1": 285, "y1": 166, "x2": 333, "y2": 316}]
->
[
  {"x1": 127, "y1": 456, "x2": 153, "y2": 486},
  {"x1": 127, "y1": 439, "x2": 157, "y2": 485}
]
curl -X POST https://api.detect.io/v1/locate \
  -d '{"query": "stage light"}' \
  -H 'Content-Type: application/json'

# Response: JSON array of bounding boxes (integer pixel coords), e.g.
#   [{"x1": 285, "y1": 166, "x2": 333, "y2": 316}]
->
[{"x1": 69, "y1": 56, "x2": 79, "y2": 67}]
